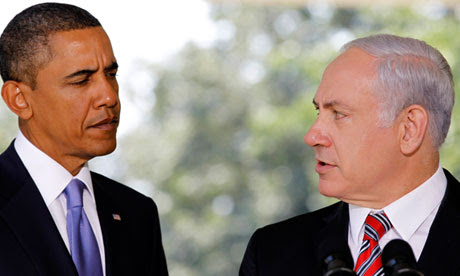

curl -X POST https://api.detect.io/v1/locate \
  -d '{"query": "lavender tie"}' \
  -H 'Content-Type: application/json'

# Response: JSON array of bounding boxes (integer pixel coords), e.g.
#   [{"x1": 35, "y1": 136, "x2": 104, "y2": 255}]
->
[{"x1": 65, "y1": 179, "x2": 103, "y2": 276}]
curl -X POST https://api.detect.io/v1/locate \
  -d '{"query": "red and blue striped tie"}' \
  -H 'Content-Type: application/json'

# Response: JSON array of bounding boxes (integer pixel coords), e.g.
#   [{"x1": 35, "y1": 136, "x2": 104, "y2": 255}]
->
[{"x1": 354, "y1": 211, "x2": 392, "y2": 276}]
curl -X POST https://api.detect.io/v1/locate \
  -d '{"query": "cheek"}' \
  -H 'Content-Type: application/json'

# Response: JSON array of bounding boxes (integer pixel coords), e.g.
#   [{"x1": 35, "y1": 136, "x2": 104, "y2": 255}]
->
[
  {"x1": 349, "y1": 128, "x2": 398, "y2": 179},
  {"x1": 55, "y1": 102, "x2": 91, "y2": 137},
  {"x1": 71, "y1": 97, "x2": 92, "y2": 118},
  {"x1": 334, "y1": 126, "x2": 385, "y2": 169}
]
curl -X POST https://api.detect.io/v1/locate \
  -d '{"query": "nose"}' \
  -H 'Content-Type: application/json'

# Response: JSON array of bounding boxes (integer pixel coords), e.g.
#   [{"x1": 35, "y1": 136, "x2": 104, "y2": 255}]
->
[
  {"x1": 94, "y1": 74, "x2": 119, "y2": 109},
  {"x1": 304, "y1": 120, "x2": 331, "y2": 147}
]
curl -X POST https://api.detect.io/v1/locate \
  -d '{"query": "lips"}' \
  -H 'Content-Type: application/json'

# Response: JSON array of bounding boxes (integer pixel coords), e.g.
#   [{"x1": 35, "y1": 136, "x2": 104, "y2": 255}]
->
[
  {"x1": 89, "y1": 116, "x2": 119, "y2": 131},
  {"x1": 315, "y1": 158, "x2": 337, "y2": 174}
]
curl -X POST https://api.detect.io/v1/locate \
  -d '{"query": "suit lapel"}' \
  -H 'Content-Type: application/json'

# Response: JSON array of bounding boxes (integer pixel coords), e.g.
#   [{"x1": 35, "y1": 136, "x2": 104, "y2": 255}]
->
[
  {"x1": 313, "y1": 202, "x2": 352, "y2": 271},
  {"x1": 417, "y1": 169, "x2": 460, "y2": 275},
  {"x1": 92, "y1": 174, "x2": 124, "y2": 276},
  {"x1": 0, "y1": 143, "x2": 77, "y2": 275}
]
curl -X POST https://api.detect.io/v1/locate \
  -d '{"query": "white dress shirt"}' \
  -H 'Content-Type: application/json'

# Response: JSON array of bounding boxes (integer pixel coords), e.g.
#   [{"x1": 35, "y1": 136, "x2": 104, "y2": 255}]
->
[
  {"x1": 348, "y1": 165, "x2": 447, "y2": 264},
  {"x1": 14, "y1": 131, "x2": 106, "y2": 276}
]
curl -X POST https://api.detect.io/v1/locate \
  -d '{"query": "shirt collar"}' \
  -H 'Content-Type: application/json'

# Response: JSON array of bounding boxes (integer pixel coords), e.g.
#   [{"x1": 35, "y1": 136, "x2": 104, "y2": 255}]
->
[
  {"x1": 14, "y1": 131, "x2": 95, "y2": 206},
  {"x1": 349, "y1": 204, "x2": 372, "y2": 246},
  {"x1": 349, "y1": 165, "x2": 447, "y2": 245}
]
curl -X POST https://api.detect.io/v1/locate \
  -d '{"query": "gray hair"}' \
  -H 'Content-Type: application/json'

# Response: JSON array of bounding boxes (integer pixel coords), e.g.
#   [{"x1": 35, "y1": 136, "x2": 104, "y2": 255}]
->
[{"x1": 342, "y1": 34, "x2": 454, "y2": 149}]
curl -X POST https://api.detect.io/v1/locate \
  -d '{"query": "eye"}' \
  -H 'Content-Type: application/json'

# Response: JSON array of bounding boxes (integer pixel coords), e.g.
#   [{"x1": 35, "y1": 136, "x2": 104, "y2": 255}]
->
[
  {"x1": 70, "y1": 78, "x2": 89, "y2": 86},
  {"x1": 334, "y1": 110, "x2": 346, "y2": 119},
  {"x1": 314, "y1": 106, "x2": 319, "y2": 115},
  {"x1": 107, "y1": 71, "x2": 118, "y2": 79}
]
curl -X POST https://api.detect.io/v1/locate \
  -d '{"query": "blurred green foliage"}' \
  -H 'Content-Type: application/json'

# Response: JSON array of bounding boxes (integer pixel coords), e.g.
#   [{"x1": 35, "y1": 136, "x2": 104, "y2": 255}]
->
[{"x1": 2, "y1": 2, "x2": 460, "y2": 276}]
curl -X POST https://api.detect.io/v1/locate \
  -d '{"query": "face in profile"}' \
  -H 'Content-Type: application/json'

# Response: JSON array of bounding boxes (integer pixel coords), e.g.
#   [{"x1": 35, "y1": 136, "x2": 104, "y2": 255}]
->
[
  {"x1": 24, "y1": 27, "x2": 120, "y2": 166},
  {"x1": 304, "y1": 48, "x2": 402, "y2": 205}
]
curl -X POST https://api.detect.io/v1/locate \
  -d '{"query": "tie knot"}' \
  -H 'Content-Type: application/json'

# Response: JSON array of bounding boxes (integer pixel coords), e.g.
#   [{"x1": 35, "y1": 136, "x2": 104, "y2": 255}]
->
[
  {"x1": 364, "y1": 211, "x2": 392, "y2": 242},
  {"x1": 64, "y1": 178, "x2": 85, "y2": 209}
]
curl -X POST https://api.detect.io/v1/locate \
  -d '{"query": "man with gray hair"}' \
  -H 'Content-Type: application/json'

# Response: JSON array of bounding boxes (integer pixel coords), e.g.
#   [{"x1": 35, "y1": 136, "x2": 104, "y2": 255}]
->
[{"x1": 240, "y1": 34, "x2": 457, "y2": 276}]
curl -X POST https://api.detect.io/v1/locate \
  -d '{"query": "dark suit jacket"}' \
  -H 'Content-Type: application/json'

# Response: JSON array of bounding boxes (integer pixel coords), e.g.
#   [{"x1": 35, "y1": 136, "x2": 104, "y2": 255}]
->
[
  {"x1": 240, "y1": 169, "x2": 460, "y2": 276},
  {"x1": 0, "y1": 142, "x2": 168, "y2": 276}
]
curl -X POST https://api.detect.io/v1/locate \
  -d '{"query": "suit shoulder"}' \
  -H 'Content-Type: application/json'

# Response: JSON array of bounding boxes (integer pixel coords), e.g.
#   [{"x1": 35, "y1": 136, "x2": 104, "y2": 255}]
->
[
  {"x1": 240, "y1": 202, "x2": 345, "y2": 275},
  {"x1": 90, "y1": 171, "x2": 156, "y2": 207},
  {"x1": 257, "y1": 201, "x2": 343, "y2": 237}
]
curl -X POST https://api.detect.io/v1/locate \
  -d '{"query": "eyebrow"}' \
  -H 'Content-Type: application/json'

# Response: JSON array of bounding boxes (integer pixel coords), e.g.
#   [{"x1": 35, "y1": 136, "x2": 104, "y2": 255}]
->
[
  {"x1": 64, "y1": 61, "x2": 118, "y2": 79},
  {"x1": 312, "y1": 99, "x2": 318, "y2": 107},
  {"x1": 312, "y1": 99, "x2": 352, "y2": 110},
  {"x1": 64, "y1": 69, "x2": 97, "y2": 79},
  {"x1": 104, "y1": 61, "x2": 119, "y2": 73}
]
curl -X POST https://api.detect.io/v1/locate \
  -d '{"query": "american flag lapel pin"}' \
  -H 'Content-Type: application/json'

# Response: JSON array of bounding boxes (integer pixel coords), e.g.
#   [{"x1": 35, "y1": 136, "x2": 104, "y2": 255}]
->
[{"x1": 112, "y1": 214, "x2": 121, "y2": 221}]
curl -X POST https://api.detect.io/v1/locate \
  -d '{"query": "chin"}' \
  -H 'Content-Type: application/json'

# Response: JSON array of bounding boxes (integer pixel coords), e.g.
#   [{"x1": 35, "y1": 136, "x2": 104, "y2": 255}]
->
[
  {"x1": 318, "y1": 179, "x2": 345, "y2": 199},
  {"x1": 88, "y1": 140, "x2": 117, "y2": 157}
]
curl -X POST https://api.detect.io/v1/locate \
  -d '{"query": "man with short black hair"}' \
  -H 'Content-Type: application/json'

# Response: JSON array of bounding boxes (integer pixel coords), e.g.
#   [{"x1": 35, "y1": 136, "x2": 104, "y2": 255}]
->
[
  {"x1": 0, "y1": 3, "x2": 168, "y2": 276},
  {"x1": 240, "y1": 34, "x2": 459, "y2": 276}
]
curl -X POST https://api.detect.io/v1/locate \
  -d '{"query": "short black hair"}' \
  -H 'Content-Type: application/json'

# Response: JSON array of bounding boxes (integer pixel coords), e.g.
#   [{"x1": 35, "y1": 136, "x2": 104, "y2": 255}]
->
[{"x1": 0, "y1": 2, "x2": 101, "y2": 88}]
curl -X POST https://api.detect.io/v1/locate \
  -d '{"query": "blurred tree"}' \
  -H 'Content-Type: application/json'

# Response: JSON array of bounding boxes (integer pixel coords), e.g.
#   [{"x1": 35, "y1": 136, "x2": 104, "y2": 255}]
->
[
  {"x1": 2, "y1": 2, "x2": 460, "y2": 276},
  {"x1": 0, "y1": 80, "x2": 17, "y2": 146}
]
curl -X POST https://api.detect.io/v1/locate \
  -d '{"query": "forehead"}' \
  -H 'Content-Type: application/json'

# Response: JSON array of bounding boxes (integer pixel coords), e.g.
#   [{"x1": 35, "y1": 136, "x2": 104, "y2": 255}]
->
[
  {"x1": 314, "y1": 48, "x2": 379, "y2": 107},
  {"x1": 46, "y1": 27, "x2": 115, "y2": 68}
]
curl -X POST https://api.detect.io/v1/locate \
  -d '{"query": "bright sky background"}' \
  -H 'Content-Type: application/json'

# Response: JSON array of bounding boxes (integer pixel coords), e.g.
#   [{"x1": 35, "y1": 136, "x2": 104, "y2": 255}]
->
[{"x1": 0, "y1": 0, "x2": 216, "y2": 135}]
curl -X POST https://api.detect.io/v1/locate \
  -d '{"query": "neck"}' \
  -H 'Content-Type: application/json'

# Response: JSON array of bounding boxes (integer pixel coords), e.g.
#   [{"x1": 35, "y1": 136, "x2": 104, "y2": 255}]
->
[
  {"x1": 344, "y1": 153, "x2": 439, "y2": 209},
  {"x1": 20, "y1": 126, "x2": 87, "y2": 176}
]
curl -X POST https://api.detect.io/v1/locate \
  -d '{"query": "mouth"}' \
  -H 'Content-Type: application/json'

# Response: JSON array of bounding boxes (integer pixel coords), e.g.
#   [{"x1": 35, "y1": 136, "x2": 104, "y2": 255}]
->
[
  {"x1": 315, "y1": 159, "x2": 336, "y2": 174},
  {"x1": 89, "y1": 117, "x2": 119, "y2": 131}
]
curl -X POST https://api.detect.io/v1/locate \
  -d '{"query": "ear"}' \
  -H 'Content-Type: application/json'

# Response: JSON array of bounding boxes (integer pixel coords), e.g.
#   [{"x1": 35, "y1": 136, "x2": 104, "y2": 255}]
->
[
  {"x1": 1, "y1": 81, "x2": 33, "y2": 120},
  {"x1": 398, "y1": 104, "x2": 429, "y2": 155}
]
